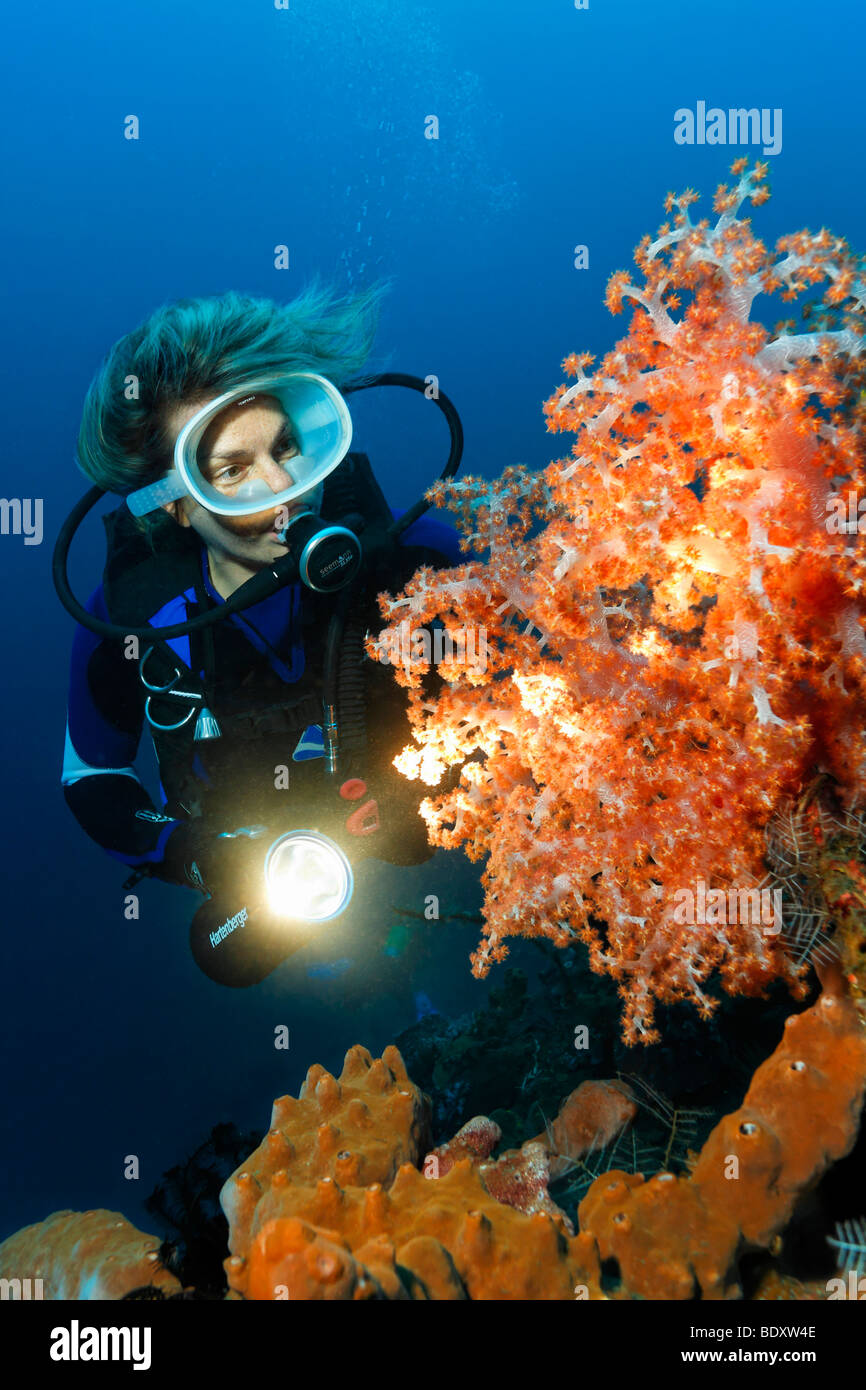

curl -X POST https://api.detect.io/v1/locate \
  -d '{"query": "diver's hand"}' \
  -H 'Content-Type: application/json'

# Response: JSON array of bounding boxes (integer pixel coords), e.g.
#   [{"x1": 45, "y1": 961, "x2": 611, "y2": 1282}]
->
[{"x1": 159, "y1": 822, "x2": 270, "y2": 897}]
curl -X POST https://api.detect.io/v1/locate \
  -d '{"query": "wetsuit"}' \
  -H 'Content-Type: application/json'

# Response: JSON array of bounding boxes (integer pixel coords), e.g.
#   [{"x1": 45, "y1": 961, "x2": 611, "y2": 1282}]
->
[{"x1": 62, "y1": 463, "x2": 463, "y2": 884}]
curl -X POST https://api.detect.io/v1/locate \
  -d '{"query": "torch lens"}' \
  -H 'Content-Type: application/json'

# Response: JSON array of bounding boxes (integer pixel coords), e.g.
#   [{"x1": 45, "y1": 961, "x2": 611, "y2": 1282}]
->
[{"x1": 264, "y1": 830, "x2": 353, "y2": 921}]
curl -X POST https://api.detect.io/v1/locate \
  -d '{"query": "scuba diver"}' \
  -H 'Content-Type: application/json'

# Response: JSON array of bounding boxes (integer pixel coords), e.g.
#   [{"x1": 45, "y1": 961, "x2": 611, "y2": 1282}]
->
[{"x1": 55, "y1": 283, "x2": 465, "y2": 987}]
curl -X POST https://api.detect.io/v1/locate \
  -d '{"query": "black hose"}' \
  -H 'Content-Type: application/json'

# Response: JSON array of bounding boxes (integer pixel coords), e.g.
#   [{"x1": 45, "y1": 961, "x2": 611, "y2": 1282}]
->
[
  {"x1": 344, "y1": 372, "x2": 463, "y2": 535},
  {"x1": 53, "y1": 485, "x2": 303, "y2": 640}
]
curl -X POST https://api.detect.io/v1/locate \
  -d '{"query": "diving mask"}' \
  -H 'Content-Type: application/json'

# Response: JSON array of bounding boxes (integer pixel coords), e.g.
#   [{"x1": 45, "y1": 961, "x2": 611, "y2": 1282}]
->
[{"x1": 126, "y1": 371, "x2": 353, "y2": 518}]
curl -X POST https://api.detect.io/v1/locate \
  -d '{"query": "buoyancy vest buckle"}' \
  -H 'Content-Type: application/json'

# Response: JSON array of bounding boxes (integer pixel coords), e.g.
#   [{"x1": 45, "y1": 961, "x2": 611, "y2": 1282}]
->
[{"x1": 140, "y1": 645, "x2": 221, "y2": 740}]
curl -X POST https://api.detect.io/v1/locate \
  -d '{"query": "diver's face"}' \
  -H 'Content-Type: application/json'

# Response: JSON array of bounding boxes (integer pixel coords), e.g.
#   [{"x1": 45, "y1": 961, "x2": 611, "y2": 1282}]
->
[{"x1": 161, "y1": 396, "x2": 318, "y2": 565}]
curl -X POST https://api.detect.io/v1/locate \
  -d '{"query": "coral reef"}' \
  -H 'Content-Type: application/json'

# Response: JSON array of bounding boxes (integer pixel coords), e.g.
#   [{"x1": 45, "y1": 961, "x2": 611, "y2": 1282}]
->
[
  {"x1": 429, "y1": 1114, "x2": 503, "y2": 1175},
  {"x1": 219, "y1": 1043, "x2": 601, "y2": 1299},
  {"x1": 220, "y1": 971, "x2": 864, "y2": 1299},
  {"x1": 579, "y1": 963, "x2": 866, "y2": 1298},
  {"x1": 370, "y1": 162, "x2": 866, "y2": 1042},
  {"x1": 2, "y1": 970, "x2": 864, "y2": 1300},
  {"x1": 764, "y1": 781, "x2": 866, "y2": 1020},
  {"x1": 230, "y1": 1164, "x2": 601, "y2": 1300},
  {"x1": 395, "y1": 961, "x2": 615, "y2": 1143},
  {"x1": 427, "y1": 1115, "x2": 568, "y2": 1226},
  {"x1": 529, "y1": 1078, "x2": 638, "y2": 1180},
  {"x1": 218, "y1": 1044, "x2": 431, "y2": 1262},
  {"x1": 0, "y1": 1210, "x2": 181, "y2": 1300},
  {"x1": 425, "y1": 1078, "x2": 638, "y2": 1221},
  {"x1": 393, "y1": 947, "x2": 795, "y2": 1174}
]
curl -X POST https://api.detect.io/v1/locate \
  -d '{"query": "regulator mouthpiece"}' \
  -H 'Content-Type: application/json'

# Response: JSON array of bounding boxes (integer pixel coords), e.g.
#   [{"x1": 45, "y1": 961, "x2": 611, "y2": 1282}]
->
[{"x1": 277, "y1": 510, "x2": 362, "y2": 593}]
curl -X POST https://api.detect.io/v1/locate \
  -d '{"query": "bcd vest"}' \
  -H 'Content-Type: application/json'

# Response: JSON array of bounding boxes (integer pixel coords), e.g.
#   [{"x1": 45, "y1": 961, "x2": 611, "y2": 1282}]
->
[{"x1": 100, "y1": 452, "x2": 445, "y2": 829}]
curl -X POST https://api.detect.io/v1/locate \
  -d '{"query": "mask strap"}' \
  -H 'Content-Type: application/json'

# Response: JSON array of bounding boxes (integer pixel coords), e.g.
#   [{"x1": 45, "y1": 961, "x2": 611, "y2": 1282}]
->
[{"x1": 126, "y1": 471, "x2": 187, "y2": 516}]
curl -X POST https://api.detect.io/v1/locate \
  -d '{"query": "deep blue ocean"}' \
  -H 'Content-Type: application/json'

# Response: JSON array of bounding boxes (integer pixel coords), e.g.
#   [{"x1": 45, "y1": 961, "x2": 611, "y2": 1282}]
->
[{"x1": 1, "y1": 0, "x2": 864, "y2": 1247}]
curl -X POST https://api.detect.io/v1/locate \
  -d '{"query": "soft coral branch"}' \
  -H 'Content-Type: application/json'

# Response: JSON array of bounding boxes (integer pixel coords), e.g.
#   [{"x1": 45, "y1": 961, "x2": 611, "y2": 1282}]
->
[{"x1": 370, "y1": 162, "x2": 866, "y2": 1044}]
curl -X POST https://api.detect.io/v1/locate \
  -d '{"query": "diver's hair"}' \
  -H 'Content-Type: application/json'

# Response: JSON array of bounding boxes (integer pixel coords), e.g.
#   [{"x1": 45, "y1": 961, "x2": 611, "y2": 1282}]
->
[{"x1": 76, "y1": 278, "x2": 390, "y2": 538}]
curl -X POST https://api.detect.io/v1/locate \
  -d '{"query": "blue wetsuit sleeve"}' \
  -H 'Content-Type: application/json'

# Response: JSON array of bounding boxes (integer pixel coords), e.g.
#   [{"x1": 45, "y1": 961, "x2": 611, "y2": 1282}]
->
[{"x1": 62, "y1": 585, "x2": 185, "y2": 870}]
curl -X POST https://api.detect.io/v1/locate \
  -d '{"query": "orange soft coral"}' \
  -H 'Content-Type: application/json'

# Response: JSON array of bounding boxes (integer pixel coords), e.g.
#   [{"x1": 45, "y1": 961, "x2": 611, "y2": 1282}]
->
[{"x1": 371, "y1": 162, "x2": 866, "y2": 1043}]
